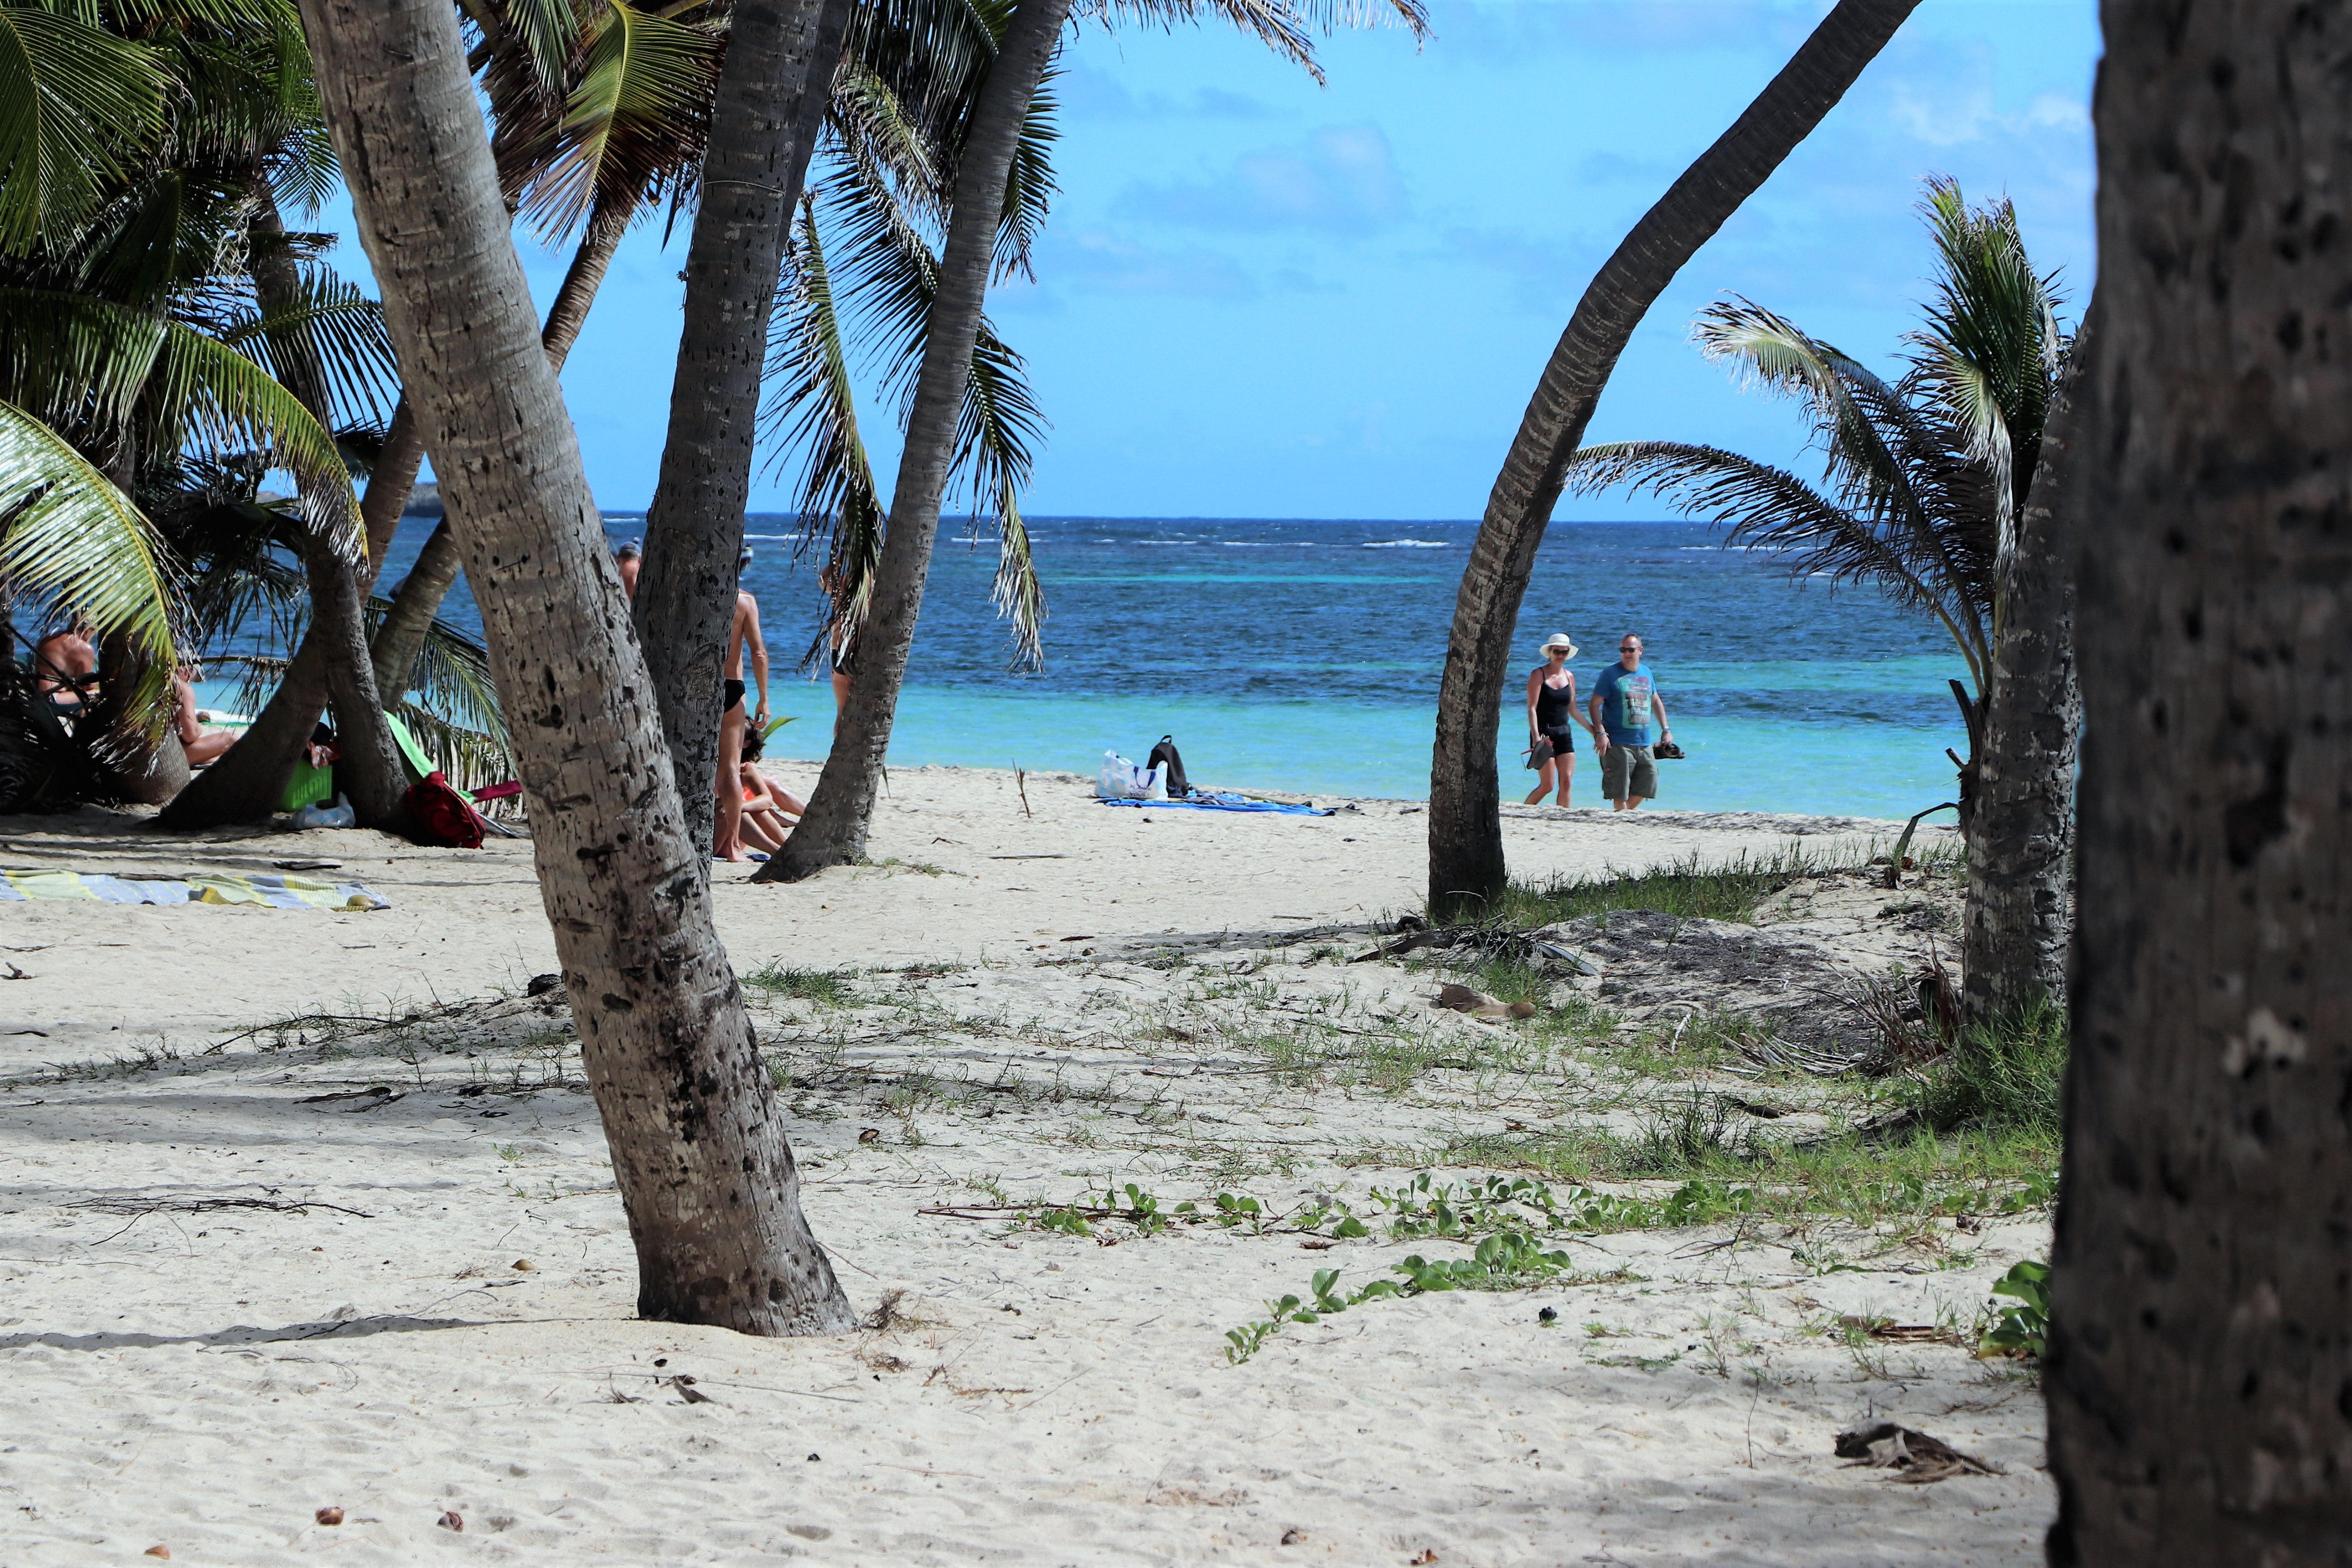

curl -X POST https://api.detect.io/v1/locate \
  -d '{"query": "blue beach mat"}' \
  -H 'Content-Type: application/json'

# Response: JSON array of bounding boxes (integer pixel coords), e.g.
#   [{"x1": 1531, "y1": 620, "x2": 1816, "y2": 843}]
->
[
  {"x1": 0, "y1": 868, "x2": 390, "y2": 910},
  {"x1": 1097, "y1": 794, "x2": 1333, "y2": 816}
]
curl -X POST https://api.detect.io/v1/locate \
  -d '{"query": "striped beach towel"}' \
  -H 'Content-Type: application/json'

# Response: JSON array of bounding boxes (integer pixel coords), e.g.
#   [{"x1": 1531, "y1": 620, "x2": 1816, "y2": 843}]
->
[{"x1": 0, "y1": 868, "x2": 390, "y2": 911}]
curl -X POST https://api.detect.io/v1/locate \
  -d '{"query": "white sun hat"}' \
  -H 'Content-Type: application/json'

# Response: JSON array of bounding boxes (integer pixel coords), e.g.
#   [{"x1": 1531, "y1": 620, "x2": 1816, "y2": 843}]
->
[{"x1": 1540, "y1": 633, "x2": 1578, "y2": 657}]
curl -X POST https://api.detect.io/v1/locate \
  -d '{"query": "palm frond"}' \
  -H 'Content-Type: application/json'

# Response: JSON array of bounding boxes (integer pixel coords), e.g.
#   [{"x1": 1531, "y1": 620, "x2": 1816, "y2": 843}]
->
[
  {"x1": 762, "y1": 195, "x2": 885, "y2": 668},
  {"x1": 0, "y1": 396, "x2": 178, "y2": 719},
  {"x1": 512, "y1": 0, "x2": 720, "y2": 241},
  {"x1": 1904, "y1": 174, "x2": 2062, "y2": 561},
  {"x1": 216, "y1": 263, "x2": 400, "y2": 431},
  {"x1": 0, "y1": 5, "x2": 168, "y2": 255},
  {"x1": 1567, "y1": 438, "x2": 1988, "y2": 694},
  {"x1": 956, "y1": 314, "x2": 1046, "y2": 663},
  {"x1": 994, "y1": 60, "x2": 1056, "y2": 282}
]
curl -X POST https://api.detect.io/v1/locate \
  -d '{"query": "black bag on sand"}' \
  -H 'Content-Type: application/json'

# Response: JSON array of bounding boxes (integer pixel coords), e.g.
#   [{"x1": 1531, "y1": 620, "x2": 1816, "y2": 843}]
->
[{"x1": 1146, "y1": 735, "x2": 1191, "y2": 797}]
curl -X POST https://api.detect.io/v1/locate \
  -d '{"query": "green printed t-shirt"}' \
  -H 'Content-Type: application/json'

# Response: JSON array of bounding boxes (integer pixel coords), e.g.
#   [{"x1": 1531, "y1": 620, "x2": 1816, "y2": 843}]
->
[{"x1": 1594, "y1": 662, "x2": 1657, "y2": 746}]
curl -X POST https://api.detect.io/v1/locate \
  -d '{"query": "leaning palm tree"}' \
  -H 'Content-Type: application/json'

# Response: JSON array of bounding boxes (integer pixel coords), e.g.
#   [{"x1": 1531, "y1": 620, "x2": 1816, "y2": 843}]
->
[
  {"x1": 1565, "y1": 179, "x2": 2066, "y2": 910},
  {"x1": 1424, "y1": 0, "x2": 1922, "y2": 916},
  {"x1": 765, "y1": 0, "x2": 1431, "y2": 879}
]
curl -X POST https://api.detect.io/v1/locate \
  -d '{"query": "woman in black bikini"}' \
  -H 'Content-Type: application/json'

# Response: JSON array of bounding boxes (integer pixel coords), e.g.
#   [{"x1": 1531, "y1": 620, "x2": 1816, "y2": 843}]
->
[{"x1": 1523, "y1": 632, "x2": 1593, "y2": 808}]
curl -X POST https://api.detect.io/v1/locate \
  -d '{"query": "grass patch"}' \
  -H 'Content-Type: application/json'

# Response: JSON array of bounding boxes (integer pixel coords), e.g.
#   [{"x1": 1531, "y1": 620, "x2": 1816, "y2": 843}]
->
[
  {"x1": 1460, "y1": 848, "x2": 1827, "y2": 928},
  {"x1": 741, "y1": 964, "x2": 855, "y2": 1006},
  {"x1": 1912, "y1": 999, "x2": 2067, "y2": 1137}
]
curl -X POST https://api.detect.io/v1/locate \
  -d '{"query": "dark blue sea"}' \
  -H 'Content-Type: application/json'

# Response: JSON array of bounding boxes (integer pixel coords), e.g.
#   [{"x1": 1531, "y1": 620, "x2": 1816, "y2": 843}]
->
[{"x1": 488, "y1": 514, "x2": 1966, "y2": 818}]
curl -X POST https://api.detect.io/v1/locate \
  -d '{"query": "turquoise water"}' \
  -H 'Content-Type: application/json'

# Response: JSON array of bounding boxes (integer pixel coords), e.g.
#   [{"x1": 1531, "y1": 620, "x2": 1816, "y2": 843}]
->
[{"x1": 210, "y1": 516, "x2": 1969, "y2": 819}]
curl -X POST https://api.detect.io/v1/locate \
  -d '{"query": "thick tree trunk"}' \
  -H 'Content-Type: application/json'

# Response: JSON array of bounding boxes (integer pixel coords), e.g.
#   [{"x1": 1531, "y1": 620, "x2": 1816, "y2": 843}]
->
[
  {"x1": 162, "y1": 192, "x2": 412, "y2": 828},
  {"x1": 296, "y1": 0, "x2": 852, "y2": 1335},
  {"x1": 633, "y1": 0, "x2": 853, "y2": 861},
  {"x1": 1961, "y1": 296, "x2": 2096, "y2": 1026},
  {"x1": 764, "y1": 0, "x2": 1071, "y2": 880},
  {"x1": 361, "y1": 398, "x2": 429, "y2": 583},
  {"x1": 372, "y1": 204, "x2": 629, "y2": 704},
  {"x1": 1424, "y1": 0, "x2": 1919, "y2": 917},
  {"x1": 2046, "y1": 4, "x2": 2352, "y2": 1561}
]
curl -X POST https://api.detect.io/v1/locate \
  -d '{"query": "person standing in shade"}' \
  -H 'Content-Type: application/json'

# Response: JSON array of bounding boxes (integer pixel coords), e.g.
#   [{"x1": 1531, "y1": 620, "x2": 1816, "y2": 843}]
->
[
  {"x1": 1521, "y1": 633, "x2": 1592, "y2": 808},
  {"x1": 1589, "y1": 633, "x2": 1673, "y2": 811}
]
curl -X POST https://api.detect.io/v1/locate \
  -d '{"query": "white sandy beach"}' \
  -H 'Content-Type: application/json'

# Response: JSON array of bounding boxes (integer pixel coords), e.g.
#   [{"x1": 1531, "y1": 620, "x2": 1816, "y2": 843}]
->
[{"x1": 0, "y1": 766, "x2": 2048, "y2": 1565}]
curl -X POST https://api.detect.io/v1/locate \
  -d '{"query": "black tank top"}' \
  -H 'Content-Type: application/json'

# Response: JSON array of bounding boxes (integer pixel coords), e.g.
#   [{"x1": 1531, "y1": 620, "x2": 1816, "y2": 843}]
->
[{"x1": 1534, "y1": 674, "x2": 1576, "y2": 731}]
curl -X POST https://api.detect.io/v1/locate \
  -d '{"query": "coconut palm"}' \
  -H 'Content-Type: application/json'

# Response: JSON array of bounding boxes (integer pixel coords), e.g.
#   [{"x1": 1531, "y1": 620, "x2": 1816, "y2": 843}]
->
[
  {"x1": 2049, "y1": 6, "x2": 2350, "y2": 1555},
  {"x1": 765, "y1": 0, "x2": 1431, "y2": 879},
  {"x1": 0, "y1": 0, "x2": 382, "y2": 799},
  {"x1": 1564, "y1": 180, "x2": 2069, "y2": 939},
  {"x1": 1424, "y1": 0, "x2": 1922, "y2": 916},
  {"x1": 300, "y1": 0, "x2": 853, "y2": 1336}
]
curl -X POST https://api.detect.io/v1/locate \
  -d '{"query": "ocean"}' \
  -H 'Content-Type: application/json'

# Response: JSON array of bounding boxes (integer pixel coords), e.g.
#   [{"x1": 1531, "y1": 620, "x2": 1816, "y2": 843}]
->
[{"x1": 346, "y1": 514, "x2": 1967, "y2": 821}]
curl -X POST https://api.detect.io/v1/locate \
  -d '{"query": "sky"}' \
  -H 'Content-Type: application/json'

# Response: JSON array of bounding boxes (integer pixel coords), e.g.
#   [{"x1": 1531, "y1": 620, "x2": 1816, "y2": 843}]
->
[{"x1": 340, "y1": 0, "x2": 2102, "y2": 521}]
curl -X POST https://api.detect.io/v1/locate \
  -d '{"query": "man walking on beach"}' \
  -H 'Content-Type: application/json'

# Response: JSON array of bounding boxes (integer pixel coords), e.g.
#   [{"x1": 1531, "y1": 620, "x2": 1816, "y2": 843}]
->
[{"x1": 1590, "y1": 634, "x2": 1673, "y2": 812}]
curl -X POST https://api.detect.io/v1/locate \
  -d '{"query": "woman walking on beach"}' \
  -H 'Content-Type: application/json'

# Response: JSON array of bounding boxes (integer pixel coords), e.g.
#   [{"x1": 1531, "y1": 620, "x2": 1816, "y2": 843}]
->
[{"x1": 1523, "y1": 633, "x2": 1592, "y2": 808}]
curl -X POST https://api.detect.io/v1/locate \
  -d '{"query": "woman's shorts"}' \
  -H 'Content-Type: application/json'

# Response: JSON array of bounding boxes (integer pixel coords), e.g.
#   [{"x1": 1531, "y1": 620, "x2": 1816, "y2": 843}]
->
[
  {"x1": 1539, "y1": 728, "x2": 1576, "y2": 758},
  {"x1": 1601, "y1": 744, "x2": 1657, "y2": 800}
]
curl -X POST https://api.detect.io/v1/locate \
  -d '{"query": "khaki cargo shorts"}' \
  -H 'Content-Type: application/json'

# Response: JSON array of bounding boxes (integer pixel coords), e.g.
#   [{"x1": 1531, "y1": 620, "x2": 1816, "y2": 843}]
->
[{"x1": 1601, "y1": 744, "x2": 1657, "y2": 801}]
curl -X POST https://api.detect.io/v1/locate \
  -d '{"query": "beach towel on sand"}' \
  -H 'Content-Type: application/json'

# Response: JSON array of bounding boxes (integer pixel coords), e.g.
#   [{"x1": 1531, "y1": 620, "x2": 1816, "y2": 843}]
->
[
  {"x1": 0, "y1": 868, "x2": 390, "y2": 910},
  {"x1": 1097, "y1": 794, "x2": 1332, "y2": 816}
]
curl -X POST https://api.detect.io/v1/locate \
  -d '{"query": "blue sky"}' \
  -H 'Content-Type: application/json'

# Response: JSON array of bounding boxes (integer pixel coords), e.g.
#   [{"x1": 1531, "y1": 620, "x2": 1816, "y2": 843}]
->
[{"x1": 372, "y1": 0, "x2": 2100, "y2": 520}]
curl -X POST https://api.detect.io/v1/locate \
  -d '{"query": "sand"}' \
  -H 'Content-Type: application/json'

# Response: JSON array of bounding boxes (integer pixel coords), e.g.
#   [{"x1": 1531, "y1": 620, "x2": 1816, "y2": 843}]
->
[{"x1": 0, "y1": 766, "x2": 2051, "y2": 1564}]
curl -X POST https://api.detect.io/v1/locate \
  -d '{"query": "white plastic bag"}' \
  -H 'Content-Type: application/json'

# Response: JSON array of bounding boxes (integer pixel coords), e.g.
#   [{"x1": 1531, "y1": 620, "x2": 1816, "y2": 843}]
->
[{"x1": 1097, "y1": 752, "x2": 1166, "y2": 800}]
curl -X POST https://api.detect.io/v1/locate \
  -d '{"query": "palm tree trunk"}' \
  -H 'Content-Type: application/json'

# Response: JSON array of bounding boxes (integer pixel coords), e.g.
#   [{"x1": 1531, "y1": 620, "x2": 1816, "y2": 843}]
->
[
  {"x1": 372, "y1": 202, "x2": 631, "y2": 704},
  {"x1": 632, "y1": 0, "x2": 854, "y2": 861},
  {"x1": 1961, "y1": 294, "x2": 2096, "y2": 1025},
  {"x1": 1425, "y1": 0, "x2": 1920, "y2": 917},
  {"x1": 763, "y1": 0, "x2": 1070, "y2": 880},
  {"x1": 295, "y1": 0, "x2": 852, "y2": 1336},
  {"x1": 361, "y1": 398, "x2": 429, "y2": 584},
  {"x1": 2047, "y1": 3, "x2": 2352, "y2": 1557},
  {"x1": 161, "y1": 189, "x2": 412, "y2": 828}
]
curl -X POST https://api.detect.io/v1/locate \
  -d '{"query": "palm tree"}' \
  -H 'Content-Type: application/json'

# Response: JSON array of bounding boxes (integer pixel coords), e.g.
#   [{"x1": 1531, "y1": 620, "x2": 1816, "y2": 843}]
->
[
  {"x1": 630, "y1": 0, "x2": 852, "y2": 857},
  {"x1": 0, "y1": 0, "x2": 382, "y2": 803},
  {"x1": 1566, "y1": 180, "x2": 2070, "y2": 992},
  {"x1": 299, "y1": 0, "x2": 852, "y2": 1335},
  {"x1": 2047, "y1": 4, "x2": 2350, "y2": 1557},
  {"x1": 1423, "y1": 0, "x2": 1921, "y2": 917},
  {"x1": 1964, "y1": 292, "x2": 2093, "y2": 1025},
  {"x1": 766, "y1": 0, "x2": 1431, "y2": 878}
]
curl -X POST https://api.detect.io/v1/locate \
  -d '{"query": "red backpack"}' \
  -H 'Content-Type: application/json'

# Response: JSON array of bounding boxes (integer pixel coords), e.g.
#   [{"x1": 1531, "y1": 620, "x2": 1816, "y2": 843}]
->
[{"x1": 407, "y1": 771, "x2": 484, "y2": 849}]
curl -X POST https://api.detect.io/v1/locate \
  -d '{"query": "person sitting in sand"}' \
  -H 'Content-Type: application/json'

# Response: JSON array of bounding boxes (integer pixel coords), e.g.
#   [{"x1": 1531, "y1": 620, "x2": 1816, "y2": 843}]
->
[
  {"x1": 735, "y1": 727, "x2": 803, "y2": 855},
  {"x1": 1522, "y1": 632, "x2": 1594, "y2": 808},
  {"x1": 33, "y1": 618, "x2": 97, "y2": 706},
  {"x1": 171, "y1": 664, "x2": 239, "y2": 765}
]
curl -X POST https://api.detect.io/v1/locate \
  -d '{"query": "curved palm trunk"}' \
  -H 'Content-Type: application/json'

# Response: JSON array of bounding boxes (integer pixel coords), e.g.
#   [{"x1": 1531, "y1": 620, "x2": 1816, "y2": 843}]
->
[
  {"x1": 1425, "y1": 0, "x2": 1919, "y2": 916},
  {"x1": 1961, "y1": 296, "x2": 2096, "y2": 1025},
  {"x1": 297, "y1": 0, "x2": 852, "y2": 1336},
  {"x1": 764, "y1": 0, "x2": 1072, "y2": 881},
  {"x1": 632, "y1": 0, "x2": 854, "y2": 861},
  {"x1": 161, "y1": 191, "x2": 413, "y2": 830},
  {"x1": 2047, "y1": 4, "x2": 2352, "y2": 1557},
  {"x1": 372, "y1": 204, "x2": 630, "y2": 703}
]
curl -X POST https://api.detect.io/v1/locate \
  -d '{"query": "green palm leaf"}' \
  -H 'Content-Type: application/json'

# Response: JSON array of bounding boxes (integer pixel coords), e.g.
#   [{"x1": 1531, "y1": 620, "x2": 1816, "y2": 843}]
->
[
  {"x1": 0, "y1": 397, "x2": 177, "y2": 717},
  {"x1": 0, "y1": 5, "x2": 168, "y2": 255},
  {"x1": 216, "y1": 264, "x2": 400, "y2": 430},
  {"x1": 514, "y1": 0, "x2": 721, "y2": 240}
]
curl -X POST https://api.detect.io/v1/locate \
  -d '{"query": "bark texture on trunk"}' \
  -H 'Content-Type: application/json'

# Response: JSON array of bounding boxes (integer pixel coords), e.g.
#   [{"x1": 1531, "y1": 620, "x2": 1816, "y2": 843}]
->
[
  {"x1": 1961, "y1": 296, "x2": 2096, "y2": 1026},
  {"x1": 372, "y1": 206, "x2": 628, "y2": 704},
  {"x1": 633, "y1": 0, "x2": 852, "y2": 861},
  {"x1": 1424, "y1": 0, "x2": 1919, "y2": 917},
  {"x1": 161, "y1": 192, "x2": 413, "y2": 829},
  {"x1": 763, "y1": 0, "x2": 1071, "y2": 880},
  {"x1": 361, "y1": 397, "x2": 429, "y2": 582},
  {"x1": 298, "y1": 0, "x2": 852, "y2": 1335},
  {"x1": 2047, "y1": 5, "x2": 2352, "y2": 1560}
]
